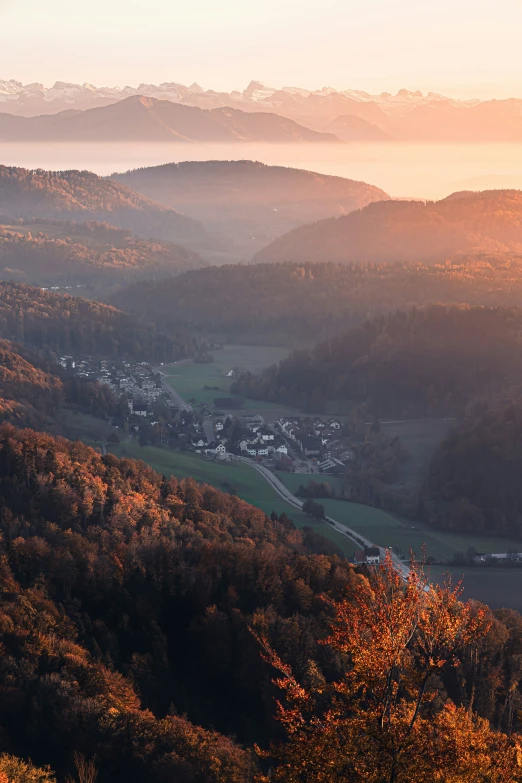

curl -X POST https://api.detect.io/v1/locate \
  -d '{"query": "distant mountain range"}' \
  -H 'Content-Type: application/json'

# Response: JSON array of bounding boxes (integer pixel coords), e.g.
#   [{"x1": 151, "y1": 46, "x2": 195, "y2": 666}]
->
[
  {"x1": 4, "y1": 79, "x2": 522, "y2": 141},
  {"x1": 0, "y1": 95, "x2": 338, "y2": 143},
  {"x1": 255, "y1": 189, "x2": 522, "y2": 264},
  {"x1": 112, "y1": 161, "x2": 389, "y2": 256}
]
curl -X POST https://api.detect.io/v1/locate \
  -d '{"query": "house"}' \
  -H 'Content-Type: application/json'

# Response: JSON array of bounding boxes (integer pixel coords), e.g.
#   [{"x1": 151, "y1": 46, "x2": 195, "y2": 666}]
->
[
  {"x1": 355, "y1": 547, "x2": 381, "y2": 565},
  {"x1": 329, "y1": 419, "x2": 341, "y2": 430},
  {"x1": 215, "y1": 443, "x2": 226, "y2": 455},
  {"x1": 298, "y1": 436, "x2": 322, "y2": 457},
  {"x1": 132, "y1": 403, "x2": 149, "y2": 417},
  {"x1": 276, "y1": 444, "x2": 288, "y2": 455},
  {"x1": 192, "y1": 438, "x2": 207, "y2": 448},
  {"x1": 215, "y1": 421, "x2": 224, "y2": 431},
  {"x1": 245, "y1": 442, "x2": 268, "y2": 457},
  {"x1": 365, "y1": 547, "x2": 381, "y2": 565}
]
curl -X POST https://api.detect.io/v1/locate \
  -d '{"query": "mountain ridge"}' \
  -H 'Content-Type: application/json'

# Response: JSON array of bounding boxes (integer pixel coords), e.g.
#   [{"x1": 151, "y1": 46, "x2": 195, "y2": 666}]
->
[
  {"x1": 3, "y1": 79, "x2": 522, "y2": 140},
  {"x1": 0, "y1": 95, "x2": 339, "y2": 143}
]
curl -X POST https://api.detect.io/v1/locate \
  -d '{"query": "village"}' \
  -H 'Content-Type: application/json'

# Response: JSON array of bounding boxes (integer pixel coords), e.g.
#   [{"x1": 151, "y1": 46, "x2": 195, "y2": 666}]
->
[{"x1": 59, "y1": 354, "x2": 358, "y2": 475}]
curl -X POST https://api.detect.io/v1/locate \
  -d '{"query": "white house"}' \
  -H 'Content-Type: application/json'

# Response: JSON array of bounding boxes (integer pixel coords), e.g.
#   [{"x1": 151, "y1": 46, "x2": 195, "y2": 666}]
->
[{"x1": 276, "y1": 444, "x2": 288, "y2": 455}]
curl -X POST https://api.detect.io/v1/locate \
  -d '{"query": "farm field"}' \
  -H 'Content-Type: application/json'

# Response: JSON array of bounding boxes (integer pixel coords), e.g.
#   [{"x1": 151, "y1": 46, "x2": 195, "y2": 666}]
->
[
  {"x1": 163, "y1": 345, "x2": 302, "y2": 419},
  {"x1": 429, "y1": 567, "x2": 522, "y2": 611},
  {"x1": 107, "y1": 441, "x2": 356, "y2": 556},
  {"x1": 276, "y1": 471, "x2": 522, "y2": 560}
]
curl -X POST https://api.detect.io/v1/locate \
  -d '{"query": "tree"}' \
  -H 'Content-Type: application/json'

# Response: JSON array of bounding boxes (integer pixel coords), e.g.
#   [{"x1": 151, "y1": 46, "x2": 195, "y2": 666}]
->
[
  {"x1": 302, "y1": 498, "x2": 325, "y2": 521},
  {"x1": 255, "y1": 554, "x2": 521, "y2": 783}
]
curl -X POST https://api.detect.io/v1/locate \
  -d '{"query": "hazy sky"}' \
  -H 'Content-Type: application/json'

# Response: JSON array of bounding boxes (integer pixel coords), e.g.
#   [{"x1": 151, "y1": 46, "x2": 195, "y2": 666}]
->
[{"x1": 2, "y1": 0, "x2": 522, "y2": 98}]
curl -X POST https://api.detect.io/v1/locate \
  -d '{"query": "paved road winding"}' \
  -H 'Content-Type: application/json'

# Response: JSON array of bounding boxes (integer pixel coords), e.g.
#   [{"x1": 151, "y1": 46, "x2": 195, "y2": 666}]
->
[{"x1": 234, "y1": 455, "x2": 410, "y2": 578}]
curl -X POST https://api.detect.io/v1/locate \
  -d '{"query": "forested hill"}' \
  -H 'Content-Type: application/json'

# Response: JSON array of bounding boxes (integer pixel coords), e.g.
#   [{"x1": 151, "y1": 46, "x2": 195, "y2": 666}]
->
[
  {"x1": 232, "y1": 305, "x2": 522, "y2": 417},
  {"x1": 0, "y1": 218, "x2": 206, "y2": 287},
  {"x1": 112, "y1": 259, "x2": 522, "y2": 344},
  {"x1": 111, "y1": 160, "x2": 388, "y2": 240},
  {"x1": 255, "y1": 189, "x2": 522, "y2": 264},
  {"x1": 0, "y1": 166, "x2": 206, "y2": 246},
  {"x1": 423, "y1": 399, "x2": 522, "y2": 538},
  {"x1": 0, "y1": 424, "x2": 355, "y2": 781},
  {"x1": 0, "y1": 339, "x2": 121, "y2": 430},
  {"x1": 0, "y1": 281, "x2": 192, "y2": 362},
  {"x1": 0, "y1": 425, "x2": 521, "y2": 781}
]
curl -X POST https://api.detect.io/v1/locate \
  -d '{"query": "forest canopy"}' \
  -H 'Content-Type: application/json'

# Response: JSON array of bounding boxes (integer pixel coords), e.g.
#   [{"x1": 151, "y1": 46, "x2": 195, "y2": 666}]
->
[
  {"x1": 255, "y1": 189, "x2": 522, "y2": 265},
  {"x1": 423, "y1": 397, "x2": 522, "y2": 538},
  {"x1": 231, "y1": 305, "x2": 522, "y2": 417},
  {"x1": 112, "y1": 258, "x2": 522, "y2": 344},
  {"x1": 0, "y1": 218, "x2": 206, "y2": 287},
  {"x1": 0, "y1": 281, "x2": 192, "y2": 363}
]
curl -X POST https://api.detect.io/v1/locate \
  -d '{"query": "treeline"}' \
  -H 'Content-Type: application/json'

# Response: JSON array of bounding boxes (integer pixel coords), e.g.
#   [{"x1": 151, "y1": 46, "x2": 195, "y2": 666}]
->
[
  {"x1": 0, "y1": 218, "x2": 205, "y2": 287},
  {"x1": 423, "y1": 398, "x2": 522, "y2": 538},
  {"x1": 232, "y1": 305, "x2": 522, "y2": 417},
  {"x1": 0, "y1": 426, "x2": 521, "y2": 780},
  {"x1": 112, "y1": 257, "x2": 522, "y2": 344},
  {"x1": 0, "y1": 281, "x2": 192, "y2": 362}
]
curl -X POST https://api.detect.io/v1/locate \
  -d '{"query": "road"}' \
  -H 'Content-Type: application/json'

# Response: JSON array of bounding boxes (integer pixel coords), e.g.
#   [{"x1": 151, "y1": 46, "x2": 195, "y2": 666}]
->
[
  {"x1": 234, "y1": 455, "x2": 410, "y2": 578},
  {"x1": 155, "y1": 368, "x2": 192, "y2": 412}
]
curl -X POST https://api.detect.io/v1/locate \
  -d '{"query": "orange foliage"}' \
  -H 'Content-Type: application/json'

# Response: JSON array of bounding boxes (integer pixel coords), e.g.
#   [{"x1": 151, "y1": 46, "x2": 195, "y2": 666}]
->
[{"x1": 256, "y1": 554, "x2": 521, "y2": 782}]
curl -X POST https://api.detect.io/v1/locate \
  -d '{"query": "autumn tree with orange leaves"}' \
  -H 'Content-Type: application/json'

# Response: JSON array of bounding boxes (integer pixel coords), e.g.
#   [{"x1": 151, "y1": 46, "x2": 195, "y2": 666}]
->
[{"x1": 256, "y1": 554, "x2": 522, "y2": 783}]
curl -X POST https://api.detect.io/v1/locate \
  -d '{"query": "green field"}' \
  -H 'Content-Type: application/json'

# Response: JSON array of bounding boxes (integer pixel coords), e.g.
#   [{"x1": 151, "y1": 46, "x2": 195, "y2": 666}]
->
[
  {"x1": 163, "y1": 345, "x2": 301, "y2": 418},
  {"x1": 276, "y1": 471, "x2": 522, "y2": 560},
  {"x1": 429, "y1": 567, "x2": 522, "y2": 611},
  {"x1": 107, "y1": 442, "x2": 356, "y2": 556}
]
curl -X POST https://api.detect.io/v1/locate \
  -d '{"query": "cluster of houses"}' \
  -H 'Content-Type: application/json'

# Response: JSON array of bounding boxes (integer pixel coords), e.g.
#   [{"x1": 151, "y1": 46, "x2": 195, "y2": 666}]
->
[
  {"x1": 275, "y1": 416, "x2": 356, "y2": 470},
  {"x1": 59, "y1": 356, "x2": 175, "y2": 419}
]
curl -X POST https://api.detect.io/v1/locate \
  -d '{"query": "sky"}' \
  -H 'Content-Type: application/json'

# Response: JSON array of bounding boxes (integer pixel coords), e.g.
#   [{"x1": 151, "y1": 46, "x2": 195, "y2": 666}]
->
[{"x1": 2, "y1": 0, "x2": 522, "y2": 99}]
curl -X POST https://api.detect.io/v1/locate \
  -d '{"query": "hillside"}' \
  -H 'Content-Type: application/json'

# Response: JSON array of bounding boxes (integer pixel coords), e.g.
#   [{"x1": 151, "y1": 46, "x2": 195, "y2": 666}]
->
[
  {"x1": 0, "y1": 218, "x2": 206, "y2": 288},
  {"x1": 0, "y1": 95, "x2": 339, "y2": 142},
  {"x1": 0, "y1": 337, "x2": 124, "y2": 432},
  {"x1": 0, "y1": 281, "x2": 192, "y2": 362},
  {"x1": 0, "y1": 165, "x2": 207, "y2": 247},
  {"x1": 0, "y1": 339, "x2": 63, "y2": 429},
  {"x1": 112, "y1": 258, "x2": 522, "y2": 344},
  {"x1": 232, "y1": 305, "x2": 522, "y2": 417},
  {"x1": 111, "y1": 161, "x2": 388, "y2": 248},
  {"x1": 255, "y1": 190, "x2": 522, "y2": 264},
  {"x1": 0, "y1": 425, "x2": 519, "y2": 781},
  {"x1": 0, "y1": 424, "x2": 354, "y2": 781}
]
